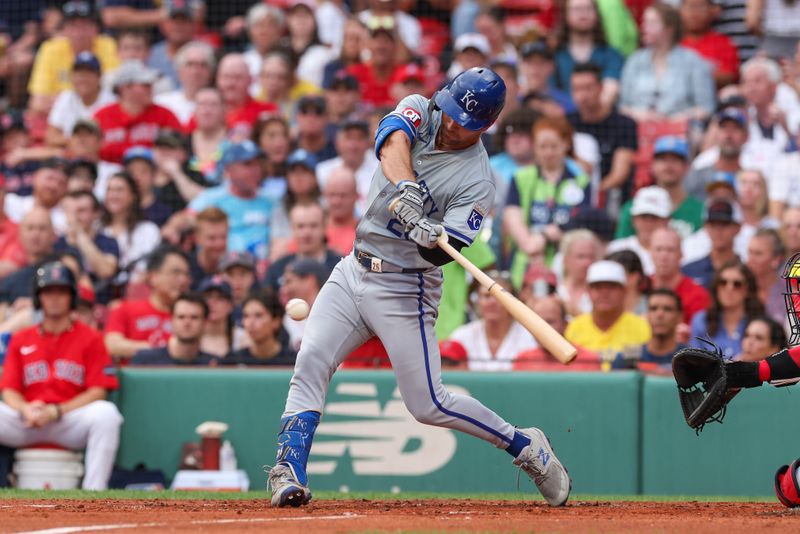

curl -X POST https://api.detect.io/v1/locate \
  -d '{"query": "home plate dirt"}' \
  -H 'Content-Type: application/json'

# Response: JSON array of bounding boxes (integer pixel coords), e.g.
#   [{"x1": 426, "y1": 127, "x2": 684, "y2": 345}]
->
[{"x1": 3, "y1": 499, "x2": 800, "y2": 533}]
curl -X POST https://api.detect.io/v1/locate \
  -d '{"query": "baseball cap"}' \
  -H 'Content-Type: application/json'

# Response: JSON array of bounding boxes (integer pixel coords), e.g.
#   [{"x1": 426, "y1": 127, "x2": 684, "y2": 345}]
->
[
  {"x1": 123, "y1": 146, "x2": 154, "y2": 165},
  {"x1": 67, "y1": 159, "x2": 98, "y2": 182},
  {"x1": 154, "y1": 129, "x2": 187, "y2": 149},
  {"x1": 285, "y1": 258, "x2": 329, "y2": 287},
  {"x1": 164, "y1": 0, "x2": 202, "y2": 18},
  {"x1": 705, "y1": 171, "x2": 737, "y2": 194},
  {"x1": 391, "y1": 63, "x2": 425, "y2": 85},
  {"x1": 219, "y1": 251, "x2": 256, "y2": 272},
  {"x1": 297, "y1": 95, "x2": 326, "y2": 115},
  {"x1": 286, "y1": 149, "x2": 317, "y2": 171},
  {"x1": 324, "y1": 71, "x2": 359, "y2": 91},
  {"x1": 716, "y1": 108, "x2": 747, "y2": 128},
  {"x1": 112, "y1": 61, "x2": 158, "y2": 88},
  {"x1": 199, "y1": 275, "x2": 233, "y2": 300},
  {"x1": 586, "y1": 260, "x2": 627, "y2": 286},
  {"x1": 62, "y1": 1, "x2": 94, "y2": 20},
  {"x1": 560, "y1": 207, "x2": 616, "y2": 243},
  {"x1": 339, "y1": 117, "x2": 370, "y2": 135},
  {"x1": 704, "y1": 197, "x2": 743, "y2": 224},
  {"x1": 73, "y1": 51, "x2": 101, "y2": 73},
  {"x1": 523, "y1": 264, "x2": 558, "y2": 291},
  {"x1": 72, "y1": 119, "x2": 101, "y2": 136},
  {"x1": 520, "y1": 40, "x2": 553, "y2": 60},
  {"x1": 439, "y1": 340, "x2": 467, "y2": 362},
  {"x1": 366, "y1": 15, "x2": 397, "y2": 37},
  {"x1": 454, "y1": 33, "x2": 490, "y2": 56},
  {"x1": 631, "y1": 186, "x2": 672, "y2": 218},
  {"x1": 220, "y1": 140, "x2": 263, "y2": 167},
  {"x1": 653, "y1": 136, "x2": 689, "y2": 159}
]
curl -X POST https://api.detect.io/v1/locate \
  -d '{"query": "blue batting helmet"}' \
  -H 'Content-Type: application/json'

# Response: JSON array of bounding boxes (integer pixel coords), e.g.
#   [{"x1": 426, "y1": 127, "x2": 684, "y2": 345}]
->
[
  {"x1": 34, "y1": 261, "x2": 77, "y2": 310},
  {"x1": 433, "y1": 67, "x2": 506, "y2": 131}
]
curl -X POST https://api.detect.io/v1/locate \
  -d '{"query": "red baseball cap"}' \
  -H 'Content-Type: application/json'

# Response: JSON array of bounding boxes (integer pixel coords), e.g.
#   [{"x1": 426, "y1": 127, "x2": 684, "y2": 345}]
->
[
  {"x1": 392, "y1": 63, "x2": 425, "y2": 85},
  {"x1": 439, "y1": 340, "x2": 467, "y2": 361}
]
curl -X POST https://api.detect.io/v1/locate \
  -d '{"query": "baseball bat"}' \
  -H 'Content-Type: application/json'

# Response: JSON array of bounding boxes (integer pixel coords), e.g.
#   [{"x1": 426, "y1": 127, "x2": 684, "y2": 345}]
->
[{"x1": 388, "y1": 198, "x2": 578, "y2": 364}]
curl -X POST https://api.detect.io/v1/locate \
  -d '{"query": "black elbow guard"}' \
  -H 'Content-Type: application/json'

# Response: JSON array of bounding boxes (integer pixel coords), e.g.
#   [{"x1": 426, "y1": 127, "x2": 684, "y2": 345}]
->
[{"x1": 418, "y1": 237, "x2": 467, "y2": 266}]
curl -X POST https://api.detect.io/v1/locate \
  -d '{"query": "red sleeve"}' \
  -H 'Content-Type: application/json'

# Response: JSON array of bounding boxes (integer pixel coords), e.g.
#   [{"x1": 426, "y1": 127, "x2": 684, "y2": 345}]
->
[
  {"x1": 0, "y1": 334, "x2": 25, "y2": 392},
  {"x1": 104, "y1": 303, "x2": 128, "y2": 336},
  {"x1": 83, "y1": 329, "x2": 119, "y2": 391},
  {"x1": 720, "y1": 39, "x2": 740, "y2": 78},
  {"x1": 161, "y1": 107, "x2": 182, "y2": 131}
]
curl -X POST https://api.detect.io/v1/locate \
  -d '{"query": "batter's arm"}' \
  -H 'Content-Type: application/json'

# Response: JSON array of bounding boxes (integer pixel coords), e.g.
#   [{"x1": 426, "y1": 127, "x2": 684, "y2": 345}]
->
[{"x1": 378, "y1": 130, "x2": 416, "y2": 186}]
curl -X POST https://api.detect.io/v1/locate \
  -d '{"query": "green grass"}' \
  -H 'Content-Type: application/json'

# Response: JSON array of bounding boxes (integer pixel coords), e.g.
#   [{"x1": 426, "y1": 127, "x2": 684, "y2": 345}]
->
[{"x1": 0, "y1": 489, "x2": 774, "y2": 502}]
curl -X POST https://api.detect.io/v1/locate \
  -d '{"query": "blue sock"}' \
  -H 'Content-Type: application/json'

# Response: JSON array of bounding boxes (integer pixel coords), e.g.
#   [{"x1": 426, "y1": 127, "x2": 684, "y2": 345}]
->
[
  {"x1": 506, "y1": 430, "x2": 532, "y2": 458},
  {"x1": 275, "y1": 411, "x2": 320, "y2": 485}
]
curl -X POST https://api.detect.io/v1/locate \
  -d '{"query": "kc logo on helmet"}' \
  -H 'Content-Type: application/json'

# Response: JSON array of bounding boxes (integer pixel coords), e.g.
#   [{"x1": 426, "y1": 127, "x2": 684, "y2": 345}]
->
[{"x1": 460, "y1": 90, "x2": 479, "y2": 112}]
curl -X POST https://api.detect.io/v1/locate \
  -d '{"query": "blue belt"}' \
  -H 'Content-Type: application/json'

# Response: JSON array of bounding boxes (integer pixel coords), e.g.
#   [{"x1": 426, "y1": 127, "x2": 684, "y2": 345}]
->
[{"x1": 353, "y1": 249, "x2": 428, "y2": 274}]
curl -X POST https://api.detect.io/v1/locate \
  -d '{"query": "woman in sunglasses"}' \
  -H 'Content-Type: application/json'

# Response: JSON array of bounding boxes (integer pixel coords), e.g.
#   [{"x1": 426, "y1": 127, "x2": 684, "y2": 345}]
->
[{"x1": 689, "y1": 259, "x2": 765, "y2": 359}]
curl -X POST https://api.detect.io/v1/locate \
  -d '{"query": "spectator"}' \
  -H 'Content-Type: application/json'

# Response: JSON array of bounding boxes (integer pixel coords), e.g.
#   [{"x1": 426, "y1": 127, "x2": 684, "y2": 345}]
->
[
  {"x1": 607, "y1": 186, "x2": 671, "y2": 274},
  {"x1": 0, "y1": 111, "x2": 40, "y2": 197},
  {"x1": 115, "y1": 28, "x2": 151, "y2": 64},
  {"x1": 148, "y1": 0, "x2": 199, "y2": 88},
  {"x1": 0, "y1": 208, "x2": 57, "y2": 318},
  {"x1": 104, "y1": 246, "x2": 192, "y2": 360},
  {"x1": 745, "y1": 0, "x2": 800, "y2": 59},
  {"x1": 151, "y1": 130, "x2": 208, "y2": 213},
  {"x1": 46, "y1": 52, "x2": 116, "y2": 147},
  {"x1": 321, "y1": 18, "x2": 368, "y2": 89},
  {"x1": 489, "y1": 108, "x2": 539, "y2": 202},
  {"x1": 448, "y1": 273, "x2": 538, "y2": 371},
  {"x1": 518, "y1": 41, "x2": 575, "y2": 114},
  {"x1": 253, "y1": 115, "x2": 291, "y2": 200},
  {"x1": 683, "y1": 197, "x2": 743, "y2": 288},
  {"x1": 746, "y1": 228, "x2": 786, "y2": 323},
  {"x1": 680, "y1": 0, "x2": 739, "y2": 87},
  {"x1": 242, "y1": 4, "x2": 285, "y2": 84},
  {"x1": 513, "y1": 295, "x2": 600, "y2": 370},
  {"x1": 446, "y1": 33, "x2": 490, "y2": 80},
  {"x1": 782, "y1": 207, "x2": 800, "y2": 262},
  {"x1": 315, "y1": 0, "x2": 347, "y2": 50},
  {"x1": 685, "y1": 109, "x2": 749, "y2": 200},
  {"x1": 613, "y1": 288, "x2": 685, "y2": 370},
  {"x1": 322, "y1": 168, "x2": 359, "y2": 256},
  {"x1": 474, "y1": 7, "x2": 519, "y2": 63},
  {"x1": 265, "y1": 202, "x2": 340, "y2": 291},
  {"x1": 66, "y1": 160, "x2": 98, "y2": 195},
  {"x1": 154, "y1": 41, "x2": 216, "y2": 126},
  {"x1": 486, "y1": 60, "x2": 522, "y2": 133},
  {"x1": 187, "y1": 141, "x2": 274, "y2": 261},
  {"x1": 66, "y1": 120, "x2": 122, "y2": 202},
  {"x1": 283, "y1": 0, "x2": 331, "y2": 85},
  {"x1": 324, "y1": 72, "x2": 362, "y2": 125},
  {"x1": 736, "y1": 169, "x2": 778, "y2": 249},
  {"x1": 737, "y1": 316, "x2": 788, "y2": 361},
  {"x1": 714, "y1": 0, "x2": 760, "y2": 63},
  {"x1": 769, "y1": 131, "x2": 800, "y2": 219},
  {"x1": 0, "y1": 175, "x2": 25, "y2": 278},
  {"x1": 556, "y1": 229, "x2": 602, "y2": 317},
  {"x1": 0, "y1": 261, "x2": 122, "y2": 490},
  {"x1": 504, "y1": 116, "x2": 592, "y2": 288},
  {"x1": 28, "y1": 1, "x2": 119, "y2": 116},
  {"x1": 269, "y1": 149, "x2": 322, "y2": 258},
  {"x1": 188, "y1": 88, "x2": 228, "y2": 182},
  {"x1": 100, "y1": 172, "x2": 161, "y2": 279},
  {"x1": 294, "y1": 96, "x2": 337, "y2": 162},
  {"x1": 650, "y1": 226, "x2": 711, "y2": 324},
  {"x1": 216, "y1": 53, "x2": 278, "y2": 141},
  {"x1": 257, "y1": 53, "x2": 320, "y2": 116},
  {"x1": 223, "y1": 288, "x2": 297, "y2": 366},
  {"x1": 564, "y1": 260, "x2": 652, "y2": 367},
  {"x1": 218, "y1": 251, "x2": 258, "y2": 322},
  {"x1": 101, "y1": 0, "x2": 168, "y2": 30},
  {"x1": 554, "y1": 0, "x2": 624, "y2": 110},
  {"x1": 689, "y1": 259, "x2": 764, "y2": 359},
  {"x1": 347, "y1": 18, "x2": 407, "y2": 108},
  {"x1": 606, "y1": 249, "x2": 650, "y2": 315},
  {"x1": 620, "y1": 2, "x2": 715, "y2": 121},
  {"x1": 122, "y1": 147, "x2": 173, "y2": 226},
  {"x1": 5, "y1": 161, "x2": 68, "y2": 233},
  {"x1": 436, "y1": 340, "x2": 470, "y2": 370},
  {"x1": 358, "y1": 0, "x2": 421, "y2": 54},
  {"x1": 56, "y1": 190, "x2": 119, "y2": 283},
  {"x1": 94, "y1": 61, "x2": 182, "y2": 164},
  {"x1": 189, "y1": 207, "x2": 228, "y2": 287},
  {"x1": 279, "y1": 258, "x2": 327, "y2": 351},
  {"x1": 519, "y1": 263, "x2": 559, "y2": 306},
  {"x1": 316, "y1": 118, "x2": 378, "y2": 213},
  {"x1": 198, "y1": 276, "x2": 240, "y2": 358},
  {"x1": 131, "y1": 292, "x2": 218, "y2": 365}
]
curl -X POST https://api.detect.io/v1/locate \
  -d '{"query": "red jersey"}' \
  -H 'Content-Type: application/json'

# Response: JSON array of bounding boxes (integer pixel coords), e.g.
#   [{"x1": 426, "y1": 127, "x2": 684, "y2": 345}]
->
[
  {"x1": 0, "y1": 321, "x2": 118, "y2": 403},
  {"x1": 340, "y1": 337, "x2": 391, "y2": 368},
  {"x1": 513, "y1": 346, "x2": 601, "y2": 371},
  {"x1": 681, "y1": 32, "x2": 739, "y2": 80},
  {"x1": 0, "y1": 218, "x2": 25, "y2": 268},
  {"x1": 654, "y1": 275, "x2": 711, "y2": 325},
  {"x1": 225, "y1": 98, "x2": 277, "y2": 140},
  {"x1": 347, "y1": 63, "x2": 408, "y2": 107},
  {"x1": 104, "y1": 299, "x2": 172, "y2": 347},
  {"x1": 93, "y1": 102, "x2": 182, "y2": 164}
]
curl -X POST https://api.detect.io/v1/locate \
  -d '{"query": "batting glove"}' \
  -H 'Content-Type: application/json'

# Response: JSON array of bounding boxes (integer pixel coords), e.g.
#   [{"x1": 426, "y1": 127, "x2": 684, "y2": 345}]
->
[
  {"x1": 392, "y1": 180, "x2": 425, "y2": 230},
  {"x1": 408, "y1": 218, "x2": 444, "y2": 249}
]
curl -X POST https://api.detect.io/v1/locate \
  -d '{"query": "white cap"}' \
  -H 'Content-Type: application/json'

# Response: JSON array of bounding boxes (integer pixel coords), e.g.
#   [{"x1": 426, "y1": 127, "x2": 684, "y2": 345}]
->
[
  {"x1": 454, "y1": 33, "x2": 490, "y2": 56},
  {"x1": 112, "y1": 60, "x2": 158, "y2": 88},
  {"x1": 586, "y1": 260, "x2": 627, "y2": 286},
  {"x1": 631, "y1": 186, "x2": 672, "y2": 218}
]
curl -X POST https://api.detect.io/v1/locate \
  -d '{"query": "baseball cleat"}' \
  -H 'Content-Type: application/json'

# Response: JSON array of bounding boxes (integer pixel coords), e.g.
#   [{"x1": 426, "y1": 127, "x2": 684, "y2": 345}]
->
[
  {"x1": 513, "y1": 427, "x2": 571, "y2": 506},
  {"x1": 268, "y1": 463, "x2": 312, "y2": 508}
]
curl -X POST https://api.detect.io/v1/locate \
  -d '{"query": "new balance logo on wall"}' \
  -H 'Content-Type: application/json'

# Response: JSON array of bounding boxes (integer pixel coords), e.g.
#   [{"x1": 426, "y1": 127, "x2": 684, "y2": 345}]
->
[{"x1": 308, "y1": 382, "x2": 467, "y2": 476}]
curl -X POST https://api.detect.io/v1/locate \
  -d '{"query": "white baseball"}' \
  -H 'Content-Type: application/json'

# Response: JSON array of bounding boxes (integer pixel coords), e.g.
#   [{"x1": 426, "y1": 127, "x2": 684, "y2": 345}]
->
[{"x1": 286, "y1": 298, "x2": 310, "y2": 321}]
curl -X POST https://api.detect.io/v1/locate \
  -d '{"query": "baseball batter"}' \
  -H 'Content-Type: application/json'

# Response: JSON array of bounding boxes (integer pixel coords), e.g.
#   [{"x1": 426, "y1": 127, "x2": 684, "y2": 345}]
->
[{"x1": 267, "y1": 68, "x2": 571, "y2": 508}]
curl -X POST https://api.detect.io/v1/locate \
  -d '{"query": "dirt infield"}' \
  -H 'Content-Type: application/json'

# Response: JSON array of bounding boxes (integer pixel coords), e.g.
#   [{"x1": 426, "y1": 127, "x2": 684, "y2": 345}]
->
[{"x1": 2, "y1": 498, "x2": 800, "y2": 533}]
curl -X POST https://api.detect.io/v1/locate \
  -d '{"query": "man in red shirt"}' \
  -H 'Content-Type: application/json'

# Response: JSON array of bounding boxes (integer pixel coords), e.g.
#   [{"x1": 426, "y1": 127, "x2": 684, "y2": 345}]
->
[
  {"x1": 681, "y1": 0, "x2": 739, "y2": 87},
  {"x1": 93, "y1": 61, "x2": 182, "y2": 164},
  {"x1": 216, "y1": 53, "x2": 277, "y2": 140},
  {"x1": 650, "y1": 226, "x2": 710, "y2": 325},
  {"x1": 0, "y1": 261, "x2": 122, "y2": 489},
  {"x1": 104, "y1": 245, "x2": 191, "y2": 360},
  {"x1": 347, "y1": 20, "x2": 408, "y2": 107}
]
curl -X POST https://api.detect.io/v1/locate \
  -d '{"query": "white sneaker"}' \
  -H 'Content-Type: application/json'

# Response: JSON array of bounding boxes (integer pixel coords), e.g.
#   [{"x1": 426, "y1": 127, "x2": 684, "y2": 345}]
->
[
  {"x1": 512, "y1": 427, "x2": 571, "y2": 506},
  {"x1": 268, "y1": 463, "x2": 312, "y2": 507}
]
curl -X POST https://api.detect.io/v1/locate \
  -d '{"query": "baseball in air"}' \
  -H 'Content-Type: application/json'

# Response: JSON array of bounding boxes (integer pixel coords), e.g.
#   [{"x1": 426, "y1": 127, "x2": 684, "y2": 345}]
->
[{"x1": 286, "y1": 298, "x2": 310, "y2": 321}]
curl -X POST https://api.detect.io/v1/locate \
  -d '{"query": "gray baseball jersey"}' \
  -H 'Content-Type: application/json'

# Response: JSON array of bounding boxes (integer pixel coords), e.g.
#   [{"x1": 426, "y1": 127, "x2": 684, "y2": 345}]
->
[{"x1": 355, "y1": 95, "x2": 496, "y2": 269}]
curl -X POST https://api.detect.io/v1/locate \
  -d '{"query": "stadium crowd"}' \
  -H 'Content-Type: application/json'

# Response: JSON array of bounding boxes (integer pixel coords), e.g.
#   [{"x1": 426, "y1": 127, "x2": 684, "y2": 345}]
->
[{"x1": 0, "y1": 0, "x2": 798, "y2": 377}]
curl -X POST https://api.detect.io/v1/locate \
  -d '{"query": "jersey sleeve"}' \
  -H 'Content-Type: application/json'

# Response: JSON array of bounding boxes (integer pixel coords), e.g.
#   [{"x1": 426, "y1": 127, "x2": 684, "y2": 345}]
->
[
  {"x1": 103, "y1": 304, "x2": 128, "y2": 336},
  {"x1": 441, "y1": 177, "x2": 495, "y2": 246},
  {"x1": 374, "y1": 94, "x2": 431, "y2": 158},
  {"x1": 0, "y1": 335, "x2": 24, "y2": 392},
  {"x1": 27, "y1": 41, "x2": 57, "y2": 97},
  {"x1": 83, "y1": 329, "x2": 119, "y2": 391}
]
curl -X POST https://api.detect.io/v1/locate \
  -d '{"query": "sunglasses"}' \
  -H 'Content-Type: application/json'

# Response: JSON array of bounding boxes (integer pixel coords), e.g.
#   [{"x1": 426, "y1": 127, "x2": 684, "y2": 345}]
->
[{"x1": 717, "y1": 278, "x2": 745, "y2": 289}]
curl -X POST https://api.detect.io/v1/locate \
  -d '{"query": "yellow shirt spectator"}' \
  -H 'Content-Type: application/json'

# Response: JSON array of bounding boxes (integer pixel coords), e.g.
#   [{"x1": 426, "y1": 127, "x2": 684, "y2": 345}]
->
[
  {"x1": 565, "y1": 311, "x2": 651, "y2": 370},
  {"x1": 28, "y1": 36, "x2": 119, "y2": 97}
]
